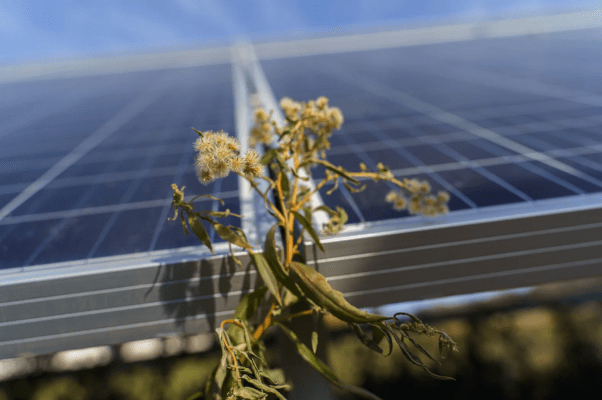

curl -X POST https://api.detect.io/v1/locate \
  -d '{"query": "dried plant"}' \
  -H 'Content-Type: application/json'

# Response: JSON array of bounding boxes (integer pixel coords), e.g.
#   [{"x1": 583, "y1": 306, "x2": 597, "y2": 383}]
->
[{"x1": 170, "y1": 96, "x2": 457, "y2": 400}]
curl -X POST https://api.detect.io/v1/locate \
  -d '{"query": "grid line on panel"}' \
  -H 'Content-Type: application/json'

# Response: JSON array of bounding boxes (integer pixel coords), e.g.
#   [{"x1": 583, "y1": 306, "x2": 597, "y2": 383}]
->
[
  {"x1": 0, "y1": 192, "x2": 239, "y2": 226},
  {"x1": 408, "y1": 116, "x2": 588, "y2": 195},
  {"x1": 84, "y1": 144, "x2": 168, "y2": 260},
  {"x1": 391, "y1": 120, "x2": 535, "y2": 201},
  {"x1": 385, "y1": 144, "x2": 602, "y2": 178},
  {"x1": 469, "y1": 133, "x2": 601, "y2": 193},
  {"x1": 404, "y1": 58, "x2": 602, "y2": 110},
  {"x1": 22, "y1": 144, "x2": 146, "y2": 266},
  {"x1": 0, "y1": 76, "x2": 172, "y2": 222},
  {"x1": 327, "y1": 63, "x2": 594, "y2": 181},
  {"x1": 148, "y1": 144, "x2": 195, "y2": 252},
  {"x1": 83, "y1": 87, "x2": 230, "y2": 260},
  {"x1": 357, "y1": 120, "x2": 479, "y2": 209}
]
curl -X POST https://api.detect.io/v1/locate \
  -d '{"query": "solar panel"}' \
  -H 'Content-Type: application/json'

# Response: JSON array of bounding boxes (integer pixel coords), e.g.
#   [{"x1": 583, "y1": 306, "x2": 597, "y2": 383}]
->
[
  {"x1": 250, "y1": 14, "x2": 602, "y2": 308},
  {"x1": 0, "y1": 65, "x2": 240, "y2": 270},
  {"x1": 2, "y1": 11, "x2": 602, "y2": 360}
]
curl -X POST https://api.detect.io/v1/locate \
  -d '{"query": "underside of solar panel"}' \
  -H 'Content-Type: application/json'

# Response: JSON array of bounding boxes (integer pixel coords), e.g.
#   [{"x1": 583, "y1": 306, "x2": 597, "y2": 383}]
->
[{"x1": 1, "y1": 11, "x2": 602, "y2": 359}]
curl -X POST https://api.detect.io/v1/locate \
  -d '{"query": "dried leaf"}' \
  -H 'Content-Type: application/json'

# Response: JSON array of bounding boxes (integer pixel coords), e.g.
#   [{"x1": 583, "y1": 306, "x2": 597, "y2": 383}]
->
[
  {"x1": 188, "y1": 214, "x2": 213, "y2": 254},
  {"x1": 233, "y1": 386, "x2": 266, "y2": 399},
  {"x1": 213, "y1": 223, "x2": 251, "y2": 250},
  {"x1": 349, "y1": 323, "x2": 383, "y2": 354}
]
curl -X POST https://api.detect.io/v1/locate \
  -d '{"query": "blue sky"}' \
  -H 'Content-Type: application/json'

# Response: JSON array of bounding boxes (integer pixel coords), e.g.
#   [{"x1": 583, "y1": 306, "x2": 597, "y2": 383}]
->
[{"x1": 0, "y1": 0, "x2": 597, "y2": 64}]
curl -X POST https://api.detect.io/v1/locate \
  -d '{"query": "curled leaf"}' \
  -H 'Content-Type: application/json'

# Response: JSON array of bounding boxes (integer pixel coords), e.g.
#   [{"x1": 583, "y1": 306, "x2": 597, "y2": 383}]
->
[
  {"x1": 289, "y1": 261, "x2": 388, "y2": 324},
  {"x1": 188, "y1": 214, "x2": 213, "y2": 254},
  {"x1": 213, "y1": 223, "x2": 251, "y2": 250}
]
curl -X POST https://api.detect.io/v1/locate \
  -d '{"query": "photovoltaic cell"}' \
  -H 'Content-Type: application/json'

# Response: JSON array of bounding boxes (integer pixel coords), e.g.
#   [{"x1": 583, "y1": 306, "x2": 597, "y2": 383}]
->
[{"x1": 0, "y1": 64, "x2": 239, "y2": 270}]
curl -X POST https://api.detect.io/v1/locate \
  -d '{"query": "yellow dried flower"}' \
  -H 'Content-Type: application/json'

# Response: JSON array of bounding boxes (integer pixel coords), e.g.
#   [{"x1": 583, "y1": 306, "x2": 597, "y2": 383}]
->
[
  {"x1": 421, "y1": 205, "x2": 438, "y2": 217},
  {"x1": 437, "y1": 204, "x2": 449, "y2": 215},
  {"x1": 327, "y1": 107, "x2": 344, "y2": 129},
  {"x1": 316, "y1": 96, "x2": 329, "y2": 109},
  {"x1": 437, "y1": 191, "x2": 450, "y2": 203},
  {"x1": 423, "y1": 195, "x2": 437, "y2": 206},
  {"x1": 419, "y1": 181, "x2": 431, "y2": 194},
  {"x1": 230, "y1": 156, "x2": 244, "y2": 172},
  {"x1": 385, "y1": 191, "x2": 398, "y2": 203},
  {"x1": 243, "y1": 149, "x2": 264, "y2": 178},
  {"x1": 254, "y1": 107, "x2": 270, "y2": 122},
  {"x1": 408, "y1": 198, "x2": 421, "y2": 214},
  {"x1": 196, "y1": 167, "x2": 215, "y2": 184},
  {"x1": 192, "y1": 130, "x2": 242, "y2": 184},
  {"x1": 393, "y1": 197, "x2": 408, "y2": 210}
]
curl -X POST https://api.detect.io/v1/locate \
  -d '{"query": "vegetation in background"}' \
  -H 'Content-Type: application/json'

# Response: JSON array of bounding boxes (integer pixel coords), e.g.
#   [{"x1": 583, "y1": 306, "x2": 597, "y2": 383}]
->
[
  {"x1": 2, "y1": 300, "x2": 601, "y2": 399},
  {"x1": 168, "y1": 96, "x2": 453, "y2": 399}
]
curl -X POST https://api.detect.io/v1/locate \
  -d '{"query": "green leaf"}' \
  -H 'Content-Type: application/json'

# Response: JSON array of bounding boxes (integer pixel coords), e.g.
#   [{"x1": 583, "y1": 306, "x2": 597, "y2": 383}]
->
[
  {"x1": 213, "y1": 223, "x2": 251, "y2": 250},
  {"x1": 233, "y1": 286, "x2": 269, "y2": 321},
  {"x1": 291, "y1": 211, "x2": 324, "y2": 252},
  {"x1": 279, "y1": 171, "x2": 290, "y2": 199},
  {"x1": 188, "y1": 215, "x2": 213, "y2": 254},
  {"x1": 251, "y1": 253, "x2": 282, "y2": 306},
  {"x1": 311, "y1": 331, "x2": 319, "y2": 354},
  {"x1": 260, "y1": 148, "x2": 280, "y2": 165},
  {"x1": 277, "y1": 323, "x2": 384, "y2": 400},
  {"x1": 312, "y1": 159, "x2": 360, "y2": 184},
  {"x1": 289, "y1": 261, "x2": 388, "y2": 324},
  {"x1": 192, "y1": 127, "x2": 204, "y2": 137},
  {"x1": 264, "y1": 224, "x2": 304, "y2": 299}
]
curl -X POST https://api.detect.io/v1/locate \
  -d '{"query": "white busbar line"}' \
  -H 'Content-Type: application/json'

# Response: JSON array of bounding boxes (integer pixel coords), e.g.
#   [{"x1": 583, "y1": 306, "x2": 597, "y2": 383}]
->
[{"x1": 0, "y1": 76, "x2": 173, "y2": 222}]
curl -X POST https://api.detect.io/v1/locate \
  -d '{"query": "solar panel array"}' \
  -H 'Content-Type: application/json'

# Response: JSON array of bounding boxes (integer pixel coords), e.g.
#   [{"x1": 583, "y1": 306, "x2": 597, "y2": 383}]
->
[{"x1": 1, "y1": 11, "x2": 602, "y2": 359}]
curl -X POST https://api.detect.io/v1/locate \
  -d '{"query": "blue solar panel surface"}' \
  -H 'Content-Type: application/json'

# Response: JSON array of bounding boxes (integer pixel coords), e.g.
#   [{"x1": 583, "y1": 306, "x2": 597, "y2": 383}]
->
[
  {"x1": 0, "y1": 64, "x2": 239, "y2": 270},
  {"x1": 259, "y1": 30, "x2": 602, "y2": 225}
]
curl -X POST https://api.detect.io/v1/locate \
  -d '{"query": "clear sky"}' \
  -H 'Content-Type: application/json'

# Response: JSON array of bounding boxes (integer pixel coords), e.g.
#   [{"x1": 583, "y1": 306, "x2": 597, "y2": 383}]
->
[{"x1": 0, "y1": 1, "x2": 596, "y2": 64}]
